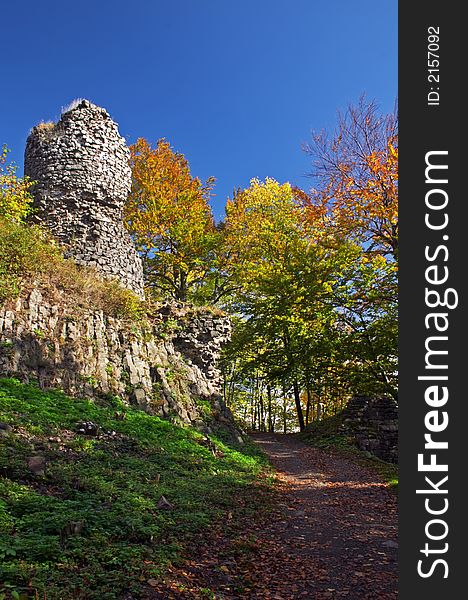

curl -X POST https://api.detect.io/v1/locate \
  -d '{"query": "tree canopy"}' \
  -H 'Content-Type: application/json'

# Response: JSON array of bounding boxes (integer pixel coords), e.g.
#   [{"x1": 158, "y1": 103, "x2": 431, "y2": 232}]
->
[
  {"x1": 124, "y1": 138, "x2": 217, "y2": 302},
  {"x1": 303, "y1": 97, "x2": 398, "y2": 260},
  {"x1": 121, "y1": 98, "x2": 398, "y2": 431}
]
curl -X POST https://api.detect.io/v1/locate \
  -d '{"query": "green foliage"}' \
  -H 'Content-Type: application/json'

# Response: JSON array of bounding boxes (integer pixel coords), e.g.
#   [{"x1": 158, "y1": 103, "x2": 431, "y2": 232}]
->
[
  {"x1": 327, "y1": 252, "x2": 397, "y2": 398},
  {"x1": 222, "y1": 188, "x2": 395, "y2": 430},
  {"x1": 222, "y1": 178, "x2": 397, "y2": 432},
  {"x1": 218, "y1": 103, "x2": 398, "y2": 431},
  {"x1": 0, "y1": 219, "x2": 61, "y2": 303},
  {"x1": 0, "y1": 378, "x2": 268, "y2": 599}
]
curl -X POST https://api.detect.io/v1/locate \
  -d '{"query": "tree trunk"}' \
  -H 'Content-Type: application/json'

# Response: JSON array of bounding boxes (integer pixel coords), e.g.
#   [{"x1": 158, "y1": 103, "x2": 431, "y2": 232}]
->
[
  {"x1": 282, "y1": 381, "x2": 287, "y2": 434},
  {"x1": 258, "y1": 377, "x2": 265, "y2": 432},
  {"x1": 226, "y1": 362, "x2": 237, "y2": 407},
  {"x1": 267, "y1": 385, "x2": 273, "y2": 432},
  {"x1": 293, "y1": 378, "x2": 305, "y2": 431},
  {"x1": 176, "y1": 270, "x2": 188, "y2": 302},
  {"x1": 305, "y1": 387, "x2": 312, "y2": 426},
  {"x1": 250, "y1": 385, "x2": 256, "y2": 430}
]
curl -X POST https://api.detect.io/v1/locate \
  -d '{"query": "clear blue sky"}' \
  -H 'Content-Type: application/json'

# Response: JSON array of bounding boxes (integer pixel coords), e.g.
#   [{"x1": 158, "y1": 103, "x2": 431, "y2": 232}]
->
[{"x1": 1, "y1": 0, "x2": 397, "y2": 220}]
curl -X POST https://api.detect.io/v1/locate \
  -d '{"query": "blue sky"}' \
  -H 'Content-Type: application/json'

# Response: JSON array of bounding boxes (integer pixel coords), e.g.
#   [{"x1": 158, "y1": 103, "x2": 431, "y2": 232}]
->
[{"x1": 1, "y1": 0, "x2": 397, "y2": 220}]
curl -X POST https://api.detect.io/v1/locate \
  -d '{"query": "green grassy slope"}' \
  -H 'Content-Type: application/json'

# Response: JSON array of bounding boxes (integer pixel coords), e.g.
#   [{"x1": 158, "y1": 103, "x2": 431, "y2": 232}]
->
[{"x1": 0, "y1": 378, "x2": 268, "y2": 599}]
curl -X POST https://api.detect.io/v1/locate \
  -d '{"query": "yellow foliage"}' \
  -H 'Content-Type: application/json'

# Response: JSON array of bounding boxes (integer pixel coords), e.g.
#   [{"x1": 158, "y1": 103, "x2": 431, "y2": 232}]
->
[
  {"x1": 0, "y1": 145, "x2": 34, "y2": 222},
  {"x1": 224, "y1": 178, "x2": 310, "y2": 267}
]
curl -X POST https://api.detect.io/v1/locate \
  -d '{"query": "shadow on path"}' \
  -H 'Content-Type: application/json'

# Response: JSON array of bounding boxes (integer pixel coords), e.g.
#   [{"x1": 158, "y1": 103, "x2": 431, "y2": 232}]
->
[
  {"x1": 250, "y1": 432, "x2": 398, "y2": 599},
  {"x1": 146, "y1": 433, "x2": 397, "y2": 599}
]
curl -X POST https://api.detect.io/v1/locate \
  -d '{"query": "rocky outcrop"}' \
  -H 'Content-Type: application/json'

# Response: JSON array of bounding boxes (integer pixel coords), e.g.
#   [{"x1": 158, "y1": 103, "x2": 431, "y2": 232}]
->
[
  {"x1": 0, "y1": 290, "x2": 240, "y2": 440},
  {"x1": 24, "y1": 100, "x2": 144, "y2": 298},
  {"x1": 340, "y1": 395, "x2": 398, "y2": 463}
]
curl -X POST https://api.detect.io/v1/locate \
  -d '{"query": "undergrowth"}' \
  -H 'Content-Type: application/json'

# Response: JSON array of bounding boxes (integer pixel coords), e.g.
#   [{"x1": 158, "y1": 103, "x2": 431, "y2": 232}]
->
[
  {"x1": 0, "y1": 219, "x2": 144, "y2": 320},
  {"x1": 0, "y1": 378, "x2": 269, "y2": 599}
]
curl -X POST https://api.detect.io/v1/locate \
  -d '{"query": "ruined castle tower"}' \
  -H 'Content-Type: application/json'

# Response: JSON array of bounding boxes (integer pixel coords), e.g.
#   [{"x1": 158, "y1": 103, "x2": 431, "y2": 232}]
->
[{"x1": 24, "y1": 99, "x2": 145, "y2": 298}]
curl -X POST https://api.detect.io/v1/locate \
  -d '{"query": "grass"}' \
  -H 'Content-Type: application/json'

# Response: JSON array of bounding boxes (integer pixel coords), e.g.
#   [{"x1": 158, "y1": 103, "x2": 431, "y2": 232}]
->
[
  {"x1": 298, "y1": 412, "x2": 398, "y2": 490},
  {"x1": 0, "y1": 218, "x2": 144, "y2": 320},
  {"x1": 33, "y1": 122, "x2": 56, "y2": 139},
  {"x1": 0, "y1": 378, "x2": 270, "y2": 599}
]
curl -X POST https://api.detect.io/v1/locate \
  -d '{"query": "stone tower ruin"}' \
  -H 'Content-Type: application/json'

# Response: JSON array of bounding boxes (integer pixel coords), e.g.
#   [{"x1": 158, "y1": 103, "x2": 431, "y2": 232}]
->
[{"x1": 24, "y1": 99, "x2": 145, "y2": 298}]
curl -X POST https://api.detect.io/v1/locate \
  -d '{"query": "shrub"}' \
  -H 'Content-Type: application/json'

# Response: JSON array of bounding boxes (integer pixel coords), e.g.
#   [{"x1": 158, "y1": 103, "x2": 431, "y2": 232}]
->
[
  {"x1": 0, "y1": 218, "x2": 144, "y2": 320},
  {"x1": 0, "y1": 145, "x2": 34, "y2": 223},
  {"x1": 0, "y1": 219, "x2": 61, "y2": 302}
]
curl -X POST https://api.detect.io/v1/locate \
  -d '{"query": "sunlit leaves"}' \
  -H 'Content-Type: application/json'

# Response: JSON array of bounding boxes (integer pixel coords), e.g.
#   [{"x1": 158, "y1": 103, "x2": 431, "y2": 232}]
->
[
  {"x1": 0, "y1": 145, "x2": 34, "y2": 223},
  {"x1": 304, "y1": 98, "x2": 398, "y2": 260},
  {"x1": 223, "y1": 178, "x2": 314, "y2": 287},
  {"x1": 124, "y1": 138, "x2": 217, "y2": 301},
  {"x1": 222, "y1": 118, "x2": 398, "y2": 429}
]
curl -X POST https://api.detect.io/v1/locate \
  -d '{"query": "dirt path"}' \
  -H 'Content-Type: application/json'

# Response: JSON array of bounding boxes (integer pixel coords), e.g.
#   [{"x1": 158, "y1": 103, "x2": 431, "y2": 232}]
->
[
  {"x1": 250, "y1": 433, "x2": 398, "y2": 599},
  {"x1": 148, "y1": 433, "x2": 398, "y2": 599}
]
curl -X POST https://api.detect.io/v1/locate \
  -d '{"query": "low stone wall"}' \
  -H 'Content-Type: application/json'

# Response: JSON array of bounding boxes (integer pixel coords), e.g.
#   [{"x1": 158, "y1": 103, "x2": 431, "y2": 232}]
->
[
  {"x1": 0, "y1": 290, "x2": 239, "y2": 440},
  {"x1": 340, "y1": 395, "x2": 398, "y2": 463}
]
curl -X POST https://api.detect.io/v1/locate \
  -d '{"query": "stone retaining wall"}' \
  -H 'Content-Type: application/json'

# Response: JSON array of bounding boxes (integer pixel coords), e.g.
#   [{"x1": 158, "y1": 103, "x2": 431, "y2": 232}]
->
[
  {"x1": 340, "y1": 395, "x2": 398, "y2": 463},
  {"x1": 0, "y1": 291, "x2": 239, "y2": 439}
]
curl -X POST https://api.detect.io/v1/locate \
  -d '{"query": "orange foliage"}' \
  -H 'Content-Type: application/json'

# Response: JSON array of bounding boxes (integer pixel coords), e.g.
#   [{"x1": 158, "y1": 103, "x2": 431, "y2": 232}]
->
[
  {"x1": 124, "y1": 138, "x2": 216, "y2": 300},
  {"x1": 304, "y1": 99, "x2": 398, "y2": 260}
]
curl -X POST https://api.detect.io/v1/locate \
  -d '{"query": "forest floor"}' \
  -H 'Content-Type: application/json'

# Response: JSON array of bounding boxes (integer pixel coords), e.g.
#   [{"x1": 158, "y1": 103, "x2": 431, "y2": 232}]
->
[{"x1": 149, "y1": 433, "x2": 398, "y2": 600}]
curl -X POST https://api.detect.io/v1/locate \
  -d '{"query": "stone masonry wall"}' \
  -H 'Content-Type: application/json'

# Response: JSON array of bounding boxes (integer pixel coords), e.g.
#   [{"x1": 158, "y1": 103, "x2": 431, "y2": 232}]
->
[
  {"x1": 24, "y1": 100, "x2": 145, "y2": 298},
  {"x1": 0, "y1": 290, "x2": 239, "y2": 440},
  {"x1": 340, "y1": 395, "x2": 398, "y2": 463}
]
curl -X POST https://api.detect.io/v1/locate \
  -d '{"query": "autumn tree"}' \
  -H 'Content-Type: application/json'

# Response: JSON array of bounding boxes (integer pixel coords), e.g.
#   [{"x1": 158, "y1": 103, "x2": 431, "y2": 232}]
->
[
  {"x1": 221, "y1": 173, "x2": 398, "y2": 431},
  {"x1": 303, "y1": 97, "x2": 398, "y2": 260},
  {"x1": 326, "y1": 251, "x2": 398, "y2": 398},
  {"x1": 222, "y1": 178, "x2": 349, "y2": 431},
  {"x1": 302, "y1": 98, "x2": 398, "y2": 399},
  {"x1": 0, "y1": 145, "x2": 34, "y2": 222},
  {"x1": 124, "y1": 138, "x2": 217, "y2": 302}
]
